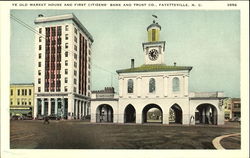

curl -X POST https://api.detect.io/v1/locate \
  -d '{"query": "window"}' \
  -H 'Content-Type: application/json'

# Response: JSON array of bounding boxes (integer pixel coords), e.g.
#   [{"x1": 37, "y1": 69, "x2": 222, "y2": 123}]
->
[
  {"x1": 149, "y1": 78, "x2": 156, "y2": 93},
  {"x1": 10, "y1": 89, "x2": 13, "y2": 96},
  {"x1": 29, "y1": 89, "x2": 31, "y2": 95},
  {"x1": 39, "y1": 45, "x2": 42, "y2": 50},
  {"x1": 74, "y1": 78, "x2": 77, "y2": 84},
  {"x1": 74, "y1": 27, "x2": 77, "y2": 34},
  {"x1": 38, "y1": 62, "x2": 41, "y2": 67},
  {"x1": 65, "y1": 25, "x2": 69, "y2": 31},
  {"x1": 64, "y1": 86, "x2": 68, "y2": 92},
  {"x1": 38, "y1": 87, "x2": 41, "y2": 92},
  {"x1": 172, "y1": 77, "x2": 180, "y2": 92},
  {"x1": 25, "y1": 89, "x2": 27, "y2": 95},
  {"x1": 22, "y1": 89, "x2": 25, "y2": 95},
  {"x1": 234, "y1": 103, "x2": 241, "y2": 108},
  {"x1": 65, "y1": 60, "x2": 68, "y2": 66},
  {"x1": 39, "y1": 36, "x2": 42, "y2": 42},
  {"x1": 74, "y1": 87, "x2": 76, "y2": 92},
  {"x1": 38, "y1": 78, "x2": 41, "y2": 84},
  {"x1": 127, "y1": 79, "x2": 134, "y2": 93},
  {"x1": 39, "y1": 28, "x2": 42, "y2": 33},
  {"x1": 65, "y1": 77, "x2": 68, "y2": 83},
  {"x1": 74, "y1": 53, "x2": 77, "y2": 60},
  {"x1": 38, "y1": 70, "x2": 41, "y2": 75},
  {"x1": 74, "y1": 62, "x2": 77, "y2": 68},
  {"x1": 74, "y1": 70, "x2": 77, "y2": 76},
  {"x1": 65, "y1": 69, "x2": 68, "y2": 75},
  {"x1": 74, "y1": 45, "x2": 77, "y2": 51},
  {"x1": 65, "y1": 43, "x2": 68, "y2": 49},
  {"x1": 152, "y1": 29, "x2": 156, "y2": 41},
  {"x1": 38, "y1": 53, "x2": 42, "y2": 59},
  {"x1": 74, "y1": 36, "x2": 77, "y2": 43},
  {"x1": 17, "y1": 89, "x2": 20, "y2": 95},
  {"x1": 65, "y1": 51, "x2": 68, "y2": 57},
  {"x1": 65, "y1": 34, "x2": 68, "y2": 40}
]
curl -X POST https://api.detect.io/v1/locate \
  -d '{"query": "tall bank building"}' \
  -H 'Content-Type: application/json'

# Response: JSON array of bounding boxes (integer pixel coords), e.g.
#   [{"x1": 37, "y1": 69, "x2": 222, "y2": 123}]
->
[
  {"x1": 91, "y1": 19, "x2": 225, "y2": 125},
  {"x1": 33, "y1": 14, "x2": 93, "y2": 119}
]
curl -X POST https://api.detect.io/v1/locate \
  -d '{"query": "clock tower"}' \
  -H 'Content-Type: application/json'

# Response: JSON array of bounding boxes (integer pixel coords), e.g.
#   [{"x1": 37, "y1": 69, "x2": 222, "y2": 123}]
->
[{"x1": 143, "y1": 19, "x2": 166, "y2": 65}]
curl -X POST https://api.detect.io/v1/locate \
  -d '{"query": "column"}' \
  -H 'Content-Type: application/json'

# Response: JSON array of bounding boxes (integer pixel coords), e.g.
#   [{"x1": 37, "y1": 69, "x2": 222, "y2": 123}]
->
[
  {"x1": 67, "y1": 96, "x2": 74, "y2": 120},
  {"x1": 55, "y1": 98, "x2": 58, "y2": 115},
  {"x1": 184, "y1": 75, "x2": 189, "y2": 96},
  {"x1": 41, "y1": 98, "x2": 45, "y2": 115},
  {"x1": 136, "y1": 77, "x2": 141, "y2": 97},
  {"x1": 119, "y1": 77, "x2": 123, "y2": 97},
  {"x1": 79, "y1": 101, "x2": 82, "y2": 119},
  {"x1": 84, "y1": 102, "x2": 87, "y2": 116},
  {"x1": 48, "y1": 98, "x2": 51, "y2": 115},
  {"x1": 162, "y1": 113, "x2": 169, "y2": 124},
  {"x1": 136, "y1": 113, "x2": 142, "y2": 124},
  {"x1": 75, "y1": 100, "x2": 78, "y2": 119},
  {"x1": 33, "y1": 98, "x2": 38, "y2": 119},
  {"x1": 62, "y1": 97, "x2": 65, "y2": 119},
  {"x1": 163, "y1": 76, "x2": 168, "y2": 97},
  {"x1": 206, "y1": 106, "x2": 211, "y2": 124},
  {"x1": 202, "y1": 108, "x2": 206, "y2": 123}
]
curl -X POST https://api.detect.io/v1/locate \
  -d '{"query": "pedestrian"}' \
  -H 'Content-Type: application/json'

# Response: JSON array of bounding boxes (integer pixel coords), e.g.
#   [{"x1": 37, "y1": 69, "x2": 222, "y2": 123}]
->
[{"x1": 44, "y1": 116, "x2": 50, "y2": 124}]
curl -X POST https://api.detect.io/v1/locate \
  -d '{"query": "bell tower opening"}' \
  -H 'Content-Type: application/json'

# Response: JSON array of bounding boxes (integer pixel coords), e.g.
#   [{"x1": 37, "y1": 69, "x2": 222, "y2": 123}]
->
[{"x1": 143, "y1": 15, "x2": 166, "y2": 65}]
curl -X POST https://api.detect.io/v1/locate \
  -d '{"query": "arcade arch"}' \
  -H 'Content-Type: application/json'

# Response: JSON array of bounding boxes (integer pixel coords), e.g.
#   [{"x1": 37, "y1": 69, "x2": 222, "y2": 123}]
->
[
  {"x1": 195, "y1": 104, "x2": 217, "y2": 125},
  {"x1": 124, "y1": 104, "x2": 136, "y2": 123},
  {"x1": 96, "y1": 104, "x2": 113, "y2": 123},
  {"x1": 169, "y1": 104, "x2": 182, "y2": 124},
  {"x1": 142, "y1": 104, "x2": 162, "y2": 123}
]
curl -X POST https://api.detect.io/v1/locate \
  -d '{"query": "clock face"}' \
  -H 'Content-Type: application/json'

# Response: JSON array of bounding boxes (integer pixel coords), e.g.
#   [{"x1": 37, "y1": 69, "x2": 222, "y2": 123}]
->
[{"x1": 148, "y1": 49, "x2": 159, "y2": 61}]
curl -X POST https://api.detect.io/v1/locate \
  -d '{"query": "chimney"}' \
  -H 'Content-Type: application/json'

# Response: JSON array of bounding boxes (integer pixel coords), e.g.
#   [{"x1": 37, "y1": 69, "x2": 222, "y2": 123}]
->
[
  {"x1": 131, "y1": 59, "x2": 135, "y2": 68},
  {"x1": 38, "y1": 14, "x2": 44, "y2": 17},
  {"x1": 174, "y1": 62, "x2": 176, "y2": 66}
]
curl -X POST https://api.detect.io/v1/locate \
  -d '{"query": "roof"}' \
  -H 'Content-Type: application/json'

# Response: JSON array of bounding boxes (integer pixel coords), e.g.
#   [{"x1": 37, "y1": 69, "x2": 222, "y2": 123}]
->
[
  {"x1": 34, "y1": 13, "x2": 94, "y2": 42},
  {"x1": 116, "y1": 64, "x2": 192, "y2": 74},
  {"x1": 147, "y1": 22, "x2": 161, "y2": 31},
  {"x1": 10, "y1": 83, "x2": 34, "y2": 86}
]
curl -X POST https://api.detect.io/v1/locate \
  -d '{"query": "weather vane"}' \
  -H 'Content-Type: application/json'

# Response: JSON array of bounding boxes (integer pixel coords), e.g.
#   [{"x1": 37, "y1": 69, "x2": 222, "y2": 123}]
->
[{"x1": 152, "y1": 15, "x2": 158, "y2": 23}]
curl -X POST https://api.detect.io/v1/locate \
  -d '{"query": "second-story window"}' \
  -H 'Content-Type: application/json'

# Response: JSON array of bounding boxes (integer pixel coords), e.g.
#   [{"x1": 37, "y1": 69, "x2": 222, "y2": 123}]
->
[
  {"x1": 172, "y1": 77, "x2": 180, "y2": 92},
  {"x1": 149, "y1": 78, "x2": 156, "y2": 93},
  {"x1": 127, "y1": 79, "x2": 134, "y2": 93}
]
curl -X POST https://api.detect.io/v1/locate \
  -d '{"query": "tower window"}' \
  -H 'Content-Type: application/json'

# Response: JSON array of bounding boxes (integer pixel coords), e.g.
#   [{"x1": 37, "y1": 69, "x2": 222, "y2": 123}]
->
[
  {"x1": 65, "y1": 51, "x2": 68, "y2": 57},
  {"x1": 149, "y1": 78, "x2": 156, "y2": 93},
  {"x1": 127, "y1": 79, "x2": 134, "y2": 93},
  {"x1": 152, "y1": 29, "x2": 156, "y2": 41},
  {"x1": 65, "y1": 34, "x2": 69, "y2": 40},
  {"x1": 65, "y1": 25, "x2": 69, "y2": 31},
  {"x1": 172, "y1": 77, "x2": 180, "y2": 92}
]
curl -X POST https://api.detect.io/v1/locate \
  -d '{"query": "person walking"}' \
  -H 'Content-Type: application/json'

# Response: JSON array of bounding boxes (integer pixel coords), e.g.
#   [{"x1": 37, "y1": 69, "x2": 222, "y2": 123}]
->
[{"x1": 43, "y1": 116, "x2": 50, "y2": 124}]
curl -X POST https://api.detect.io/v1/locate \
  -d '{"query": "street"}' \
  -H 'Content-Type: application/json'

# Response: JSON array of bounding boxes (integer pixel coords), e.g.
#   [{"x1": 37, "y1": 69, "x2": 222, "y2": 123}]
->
[{"x1": 10, "y1": 120, "x2": 240, "y2": 149}]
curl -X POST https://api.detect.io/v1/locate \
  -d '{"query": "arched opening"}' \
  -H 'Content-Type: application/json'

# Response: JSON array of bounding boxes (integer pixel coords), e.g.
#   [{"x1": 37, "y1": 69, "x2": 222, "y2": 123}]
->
[
  {"x1": 195, "y1": 104, "x2": 217, "y2": 125},
  {"x1": 124, "y1": 104, "x2": 136, "y2": 123},
  {"x1": 96, "y1": 104, "x2": 113, "y2": 123},
  {"x1": 169, "y1": 104, "x2": 183, "y2": 124},
  {"x1": 142, "y1": 104, "x2": 162, "y2": 123}
]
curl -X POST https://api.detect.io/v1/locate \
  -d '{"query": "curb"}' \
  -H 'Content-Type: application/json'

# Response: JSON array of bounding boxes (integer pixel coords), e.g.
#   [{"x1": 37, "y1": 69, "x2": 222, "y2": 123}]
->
[{"x1": 212, "y1": 133, "x2": 240, "y2": 149}]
